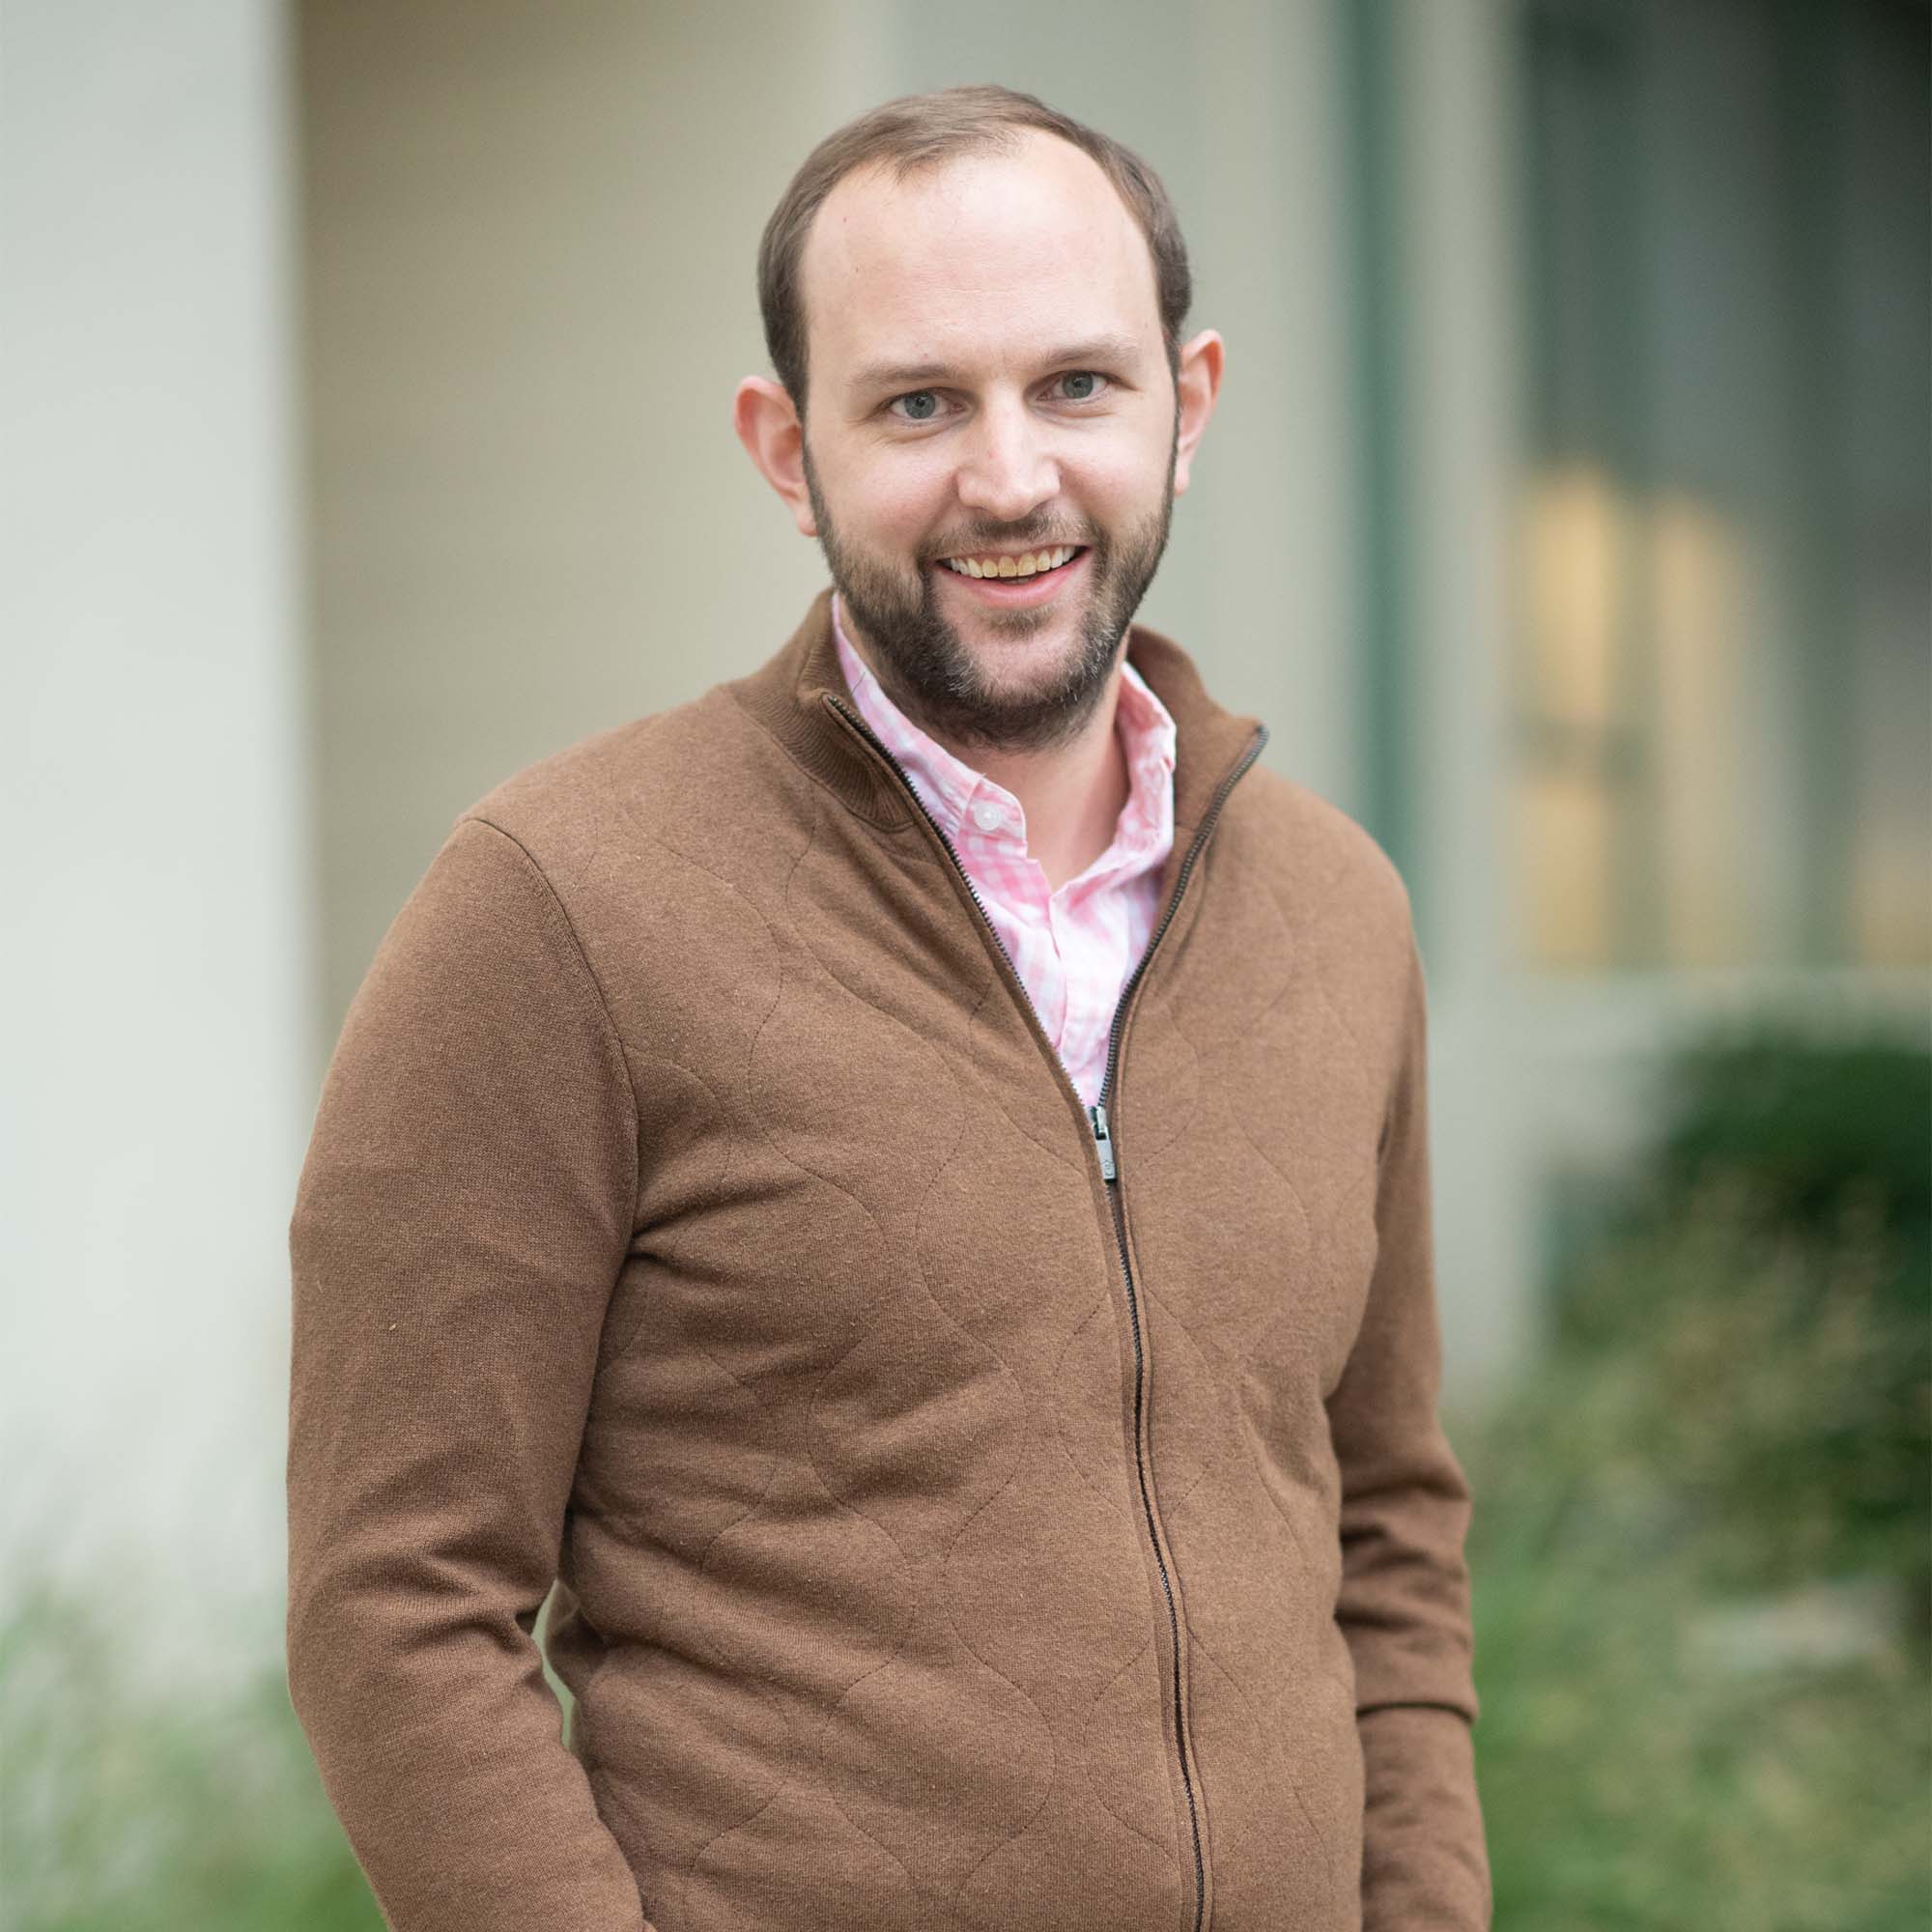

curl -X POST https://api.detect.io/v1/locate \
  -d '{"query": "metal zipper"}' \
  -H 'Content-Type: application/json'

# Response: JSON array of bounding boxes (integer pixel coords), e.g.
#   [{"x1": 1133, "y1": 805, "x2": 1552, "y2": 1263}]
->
[
  {"x1": 825, "y1": 689, "x2": 1266, "y2": 1932},
  {"x1": 1081, "y1": 718, "x2": 1264, "y2": 1932}
]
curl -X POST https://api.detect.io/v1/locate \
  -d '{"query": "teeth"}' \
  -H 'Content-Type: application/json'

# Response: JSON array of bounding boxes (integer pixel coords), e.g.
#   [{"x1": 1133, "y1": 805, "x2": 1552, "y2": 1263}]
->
[{"x1": 943, "y1": 545, "x2": 1077, "y2": 580}]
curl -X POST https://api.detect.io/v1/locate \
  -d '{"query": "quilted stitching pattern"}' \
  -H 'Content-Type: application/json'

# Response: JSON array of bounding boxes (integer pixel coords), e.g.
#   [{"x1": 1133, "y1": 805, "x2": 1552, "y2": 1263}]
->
[
  {"x1": 286, "y1": 604, "x2": 1486, "y2": 1932},
  {"x1": 539, "y1": 710, "x2": 1411, "y2": 1931}
]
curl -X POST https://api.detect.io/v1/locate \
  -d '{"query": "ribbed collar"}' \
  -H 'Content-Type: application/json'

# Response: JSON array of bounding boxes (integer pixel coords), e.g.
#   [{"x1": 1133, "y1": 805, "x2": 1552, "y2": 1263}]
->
[{"x1": 727, "y1": 586, "x2": 1264, "y2": 845}]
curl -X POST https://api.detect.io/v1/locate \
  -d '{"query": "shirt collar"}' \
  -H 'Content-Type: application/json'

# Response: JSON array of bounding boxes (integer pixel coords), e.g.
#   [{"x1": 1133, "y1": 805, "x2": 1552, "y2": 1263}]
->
[
  {"x1": 724, "y1": 586, "x2": 1265, "y2": 849},
  {"x1": 830, "y1": 590, "x2": 1177, "y2": 867}
]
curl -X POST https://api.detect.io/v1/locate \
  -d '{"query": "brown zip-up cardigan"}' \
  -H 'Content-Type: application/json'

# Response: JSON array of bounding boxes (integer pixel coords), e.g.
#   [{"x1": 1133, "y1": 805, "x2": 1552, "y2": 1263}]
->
[{"x1": 286, "y1": 586, "x2": 1489, "y2": 1932}]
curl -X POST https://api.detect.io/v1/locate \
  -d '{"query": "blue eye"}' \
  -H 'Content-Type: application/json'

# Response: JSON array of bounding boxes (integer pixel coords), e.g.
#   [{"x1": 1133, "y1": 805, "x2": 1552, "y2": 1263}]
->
[
  {"x1": 1058, "y1": 371, "x2": 1105, "y2": 401},
  {"x1": 890, "y1": 390, "x2": 941, "y2": 421}
]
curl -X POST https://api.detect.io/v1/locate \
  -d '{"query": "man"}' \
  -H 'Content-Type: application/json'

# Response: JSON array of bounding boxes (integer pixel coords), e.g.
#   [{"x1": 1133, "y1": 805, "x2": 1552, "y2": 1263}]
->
[{"x1": 287, "y1": 83, "x2": 1489, "y2": 1932}]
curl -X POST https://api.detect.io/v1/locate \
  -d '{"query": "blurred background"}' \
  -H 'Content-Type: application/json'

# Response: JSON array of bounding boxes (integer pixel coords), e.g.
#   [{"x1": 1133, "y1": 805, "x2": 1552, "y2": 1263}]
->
[{"x1": 3, "y1": 0, "x2": 1926, "y2": 1925}]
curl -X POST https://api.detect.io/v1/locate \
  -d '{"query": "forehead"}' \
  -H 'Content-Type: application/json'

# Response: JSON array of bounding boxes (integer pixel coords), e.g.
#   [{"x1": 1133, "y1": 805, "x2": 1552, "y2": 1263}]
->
[{"x1": 799, "y1": 130, "x2": 1163, "y2": 394}]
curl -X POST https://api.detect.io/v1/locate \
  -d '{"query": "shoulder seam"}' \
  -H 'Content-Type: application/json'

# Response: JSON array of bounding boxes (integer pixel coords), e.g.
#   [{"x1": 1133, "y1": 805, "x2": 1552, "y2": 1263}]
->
[{"x1": 457, "y1": 811, "x2": 641, "y2": 1219}]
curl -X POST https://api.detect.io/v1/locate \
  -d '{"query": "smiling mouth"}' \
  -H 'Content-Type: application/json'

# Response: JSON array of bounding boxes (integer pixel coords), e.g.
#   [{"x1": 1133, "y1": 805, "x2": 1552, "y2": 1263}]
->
[{"x1": 934, "y1": 545, "x2": 1088, "y2": 582}]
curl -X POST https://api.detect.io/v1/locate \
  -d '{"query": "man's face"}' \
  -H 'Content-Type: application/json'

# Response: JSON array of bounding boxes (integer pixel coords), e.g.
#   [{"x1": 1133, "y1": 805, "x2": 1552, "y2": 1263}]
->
[{"x1": 794, "y1": 133, "x2": 1182, "y2": 756}]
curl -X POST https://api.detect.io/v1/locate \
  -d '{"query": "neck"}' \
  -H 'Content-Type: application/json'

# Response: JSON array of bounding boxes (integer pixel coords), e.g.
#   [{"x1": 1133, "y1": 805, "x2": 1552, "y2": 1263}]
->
[
  {"x1": 955, "y1": 682, "x2": 1130, "y2": 893},
  {"x1": 840, "y1": 611, "x2": 1133, "y2": 894}
]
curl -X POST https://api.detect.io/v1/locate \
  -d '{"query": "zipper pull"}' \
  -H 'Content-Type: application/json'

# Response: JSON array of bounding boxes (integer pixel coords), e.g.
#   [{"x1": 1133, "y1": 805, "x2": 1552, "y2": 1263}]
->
[{"x1": 1088, "y1": 1103, "x2": 1118, "y2": 1182}]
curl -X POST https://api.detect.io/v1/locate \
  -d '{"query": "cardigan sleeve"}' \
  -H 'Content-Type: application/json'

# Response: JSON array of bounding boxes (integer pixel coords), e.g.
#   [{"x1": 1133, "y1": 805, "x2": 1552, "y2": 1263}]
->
[
  {"x1": 1324, "y1": 915, "x2": 1492, "y2": 1931},
  {"x1": 286, "y1": 813, "x2": 656, "y2": 1932}
]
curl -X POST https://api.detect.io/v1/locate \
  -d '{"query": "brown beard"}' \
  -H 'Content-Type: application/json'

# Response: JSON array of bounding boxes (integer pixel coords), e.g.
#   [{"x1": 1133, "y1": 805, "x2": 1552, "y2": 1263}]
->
[{"x1": 802, "y1": 432, "x2": 1177, "y2": 758}]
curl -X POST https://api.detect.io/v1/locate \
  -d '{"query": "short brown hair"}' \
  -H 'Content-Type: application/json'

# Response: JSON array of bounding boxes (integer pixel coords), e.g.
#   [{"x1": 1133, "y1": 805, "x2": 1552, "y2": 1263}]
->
[{"x1": 757, "y1": 83, "x2": 1193, "y2": 420}]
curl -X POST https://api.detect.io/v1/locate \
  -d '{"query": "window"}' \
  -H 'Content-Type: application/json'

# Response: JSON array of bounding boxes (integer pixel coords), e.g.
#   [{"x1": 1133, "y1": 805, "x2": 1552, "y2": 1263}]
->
[{"x1": 1515, "y1": 0, "x2": 1929, "y2": 970}]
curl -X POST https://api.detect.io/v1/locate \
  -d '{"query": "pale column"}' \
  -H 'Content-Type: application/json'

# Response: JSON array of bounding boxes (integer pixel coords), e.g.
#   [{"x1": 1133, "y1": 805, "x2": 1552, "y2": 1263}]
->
[
  {"x1": 1190, "y1": 0, "x2": 1362, "y2": 815},
  {"x1": 0, "y1": 0, "x2": 308, "y2": 1690},
  {"x1": 1391, "y1": 0, "x2": 1539, "y2": 1397}
]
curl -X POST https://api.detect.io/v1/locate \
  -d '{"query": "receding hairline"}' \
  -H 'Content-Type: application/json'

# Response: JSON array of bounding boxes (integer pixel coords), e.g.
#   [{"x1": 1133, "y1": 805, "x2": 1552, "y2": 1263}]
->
[
  {"x1": 792, "y1": 133, "x2": 1171, "y2": 404},
  {"x1": 758, "y1": 86, "x2": 1194, "y2": 423}
]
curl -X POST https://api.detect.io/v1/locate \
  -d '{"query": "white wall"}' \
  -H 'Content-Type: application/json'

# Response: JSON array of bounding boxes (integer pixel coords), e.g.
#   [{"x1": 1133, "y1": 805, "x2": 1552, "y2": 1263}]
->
[
  {"x1": 302, "y1": 0, "x2": 897, "y2": 1030},
  {"x1": 0, "y1": 0, "x2": 307, "y2": 1689}
]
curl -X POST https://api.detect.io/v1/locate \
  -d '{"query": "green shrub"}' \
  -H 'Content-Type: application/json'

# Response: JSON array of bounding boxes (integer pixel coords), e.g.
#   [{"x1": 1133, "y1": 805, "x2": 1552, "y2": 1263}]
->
[
  {"x1": 0, "y1": 1577, "x2": 382, "y2": 1932},
  {"x1": 1460, "y1": 1020, "x2": 1931, "y2": 1932}
]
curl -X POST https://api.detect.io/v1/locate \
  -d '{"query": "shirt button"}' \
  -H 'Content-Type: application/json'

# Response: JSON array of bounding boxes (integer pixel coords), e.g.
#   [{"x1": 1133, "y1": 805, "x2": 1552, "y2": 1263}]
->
[{"x1": 969, "y1": 800, "x2": 1005, "y2": 833}]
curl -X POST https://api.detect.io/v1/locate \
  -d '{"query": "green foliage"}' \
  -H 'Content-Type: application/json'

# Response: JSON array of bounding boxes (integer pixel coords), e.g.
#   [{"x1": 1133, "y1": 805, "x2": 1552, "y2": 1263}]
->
[
  {"x1": 0, "y1": 1578, "x2": 383, "y2": 1932},
  {"x1": 1458, "y1": 1020, "x2": 1932, "y2": 1932},
  {"x1": 1652, "y1": 1021, "x2": 1931, "y2": 1236},
  {"x1": 1561, "y1": 1022, "x2": 1930, "y2": 1605}
]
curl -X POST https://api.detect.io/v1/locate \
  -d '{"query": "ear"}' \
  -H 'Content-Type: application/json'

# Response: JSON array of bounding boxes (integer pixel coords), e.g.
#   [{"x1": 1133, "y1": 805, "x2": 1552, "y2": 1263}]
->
[
  {"x1": 733, "y1": 376, "x2": 817, "y2": 536},
  {"x1": 1171, "y1": 328, "x2": 1225, "y2": 497}
]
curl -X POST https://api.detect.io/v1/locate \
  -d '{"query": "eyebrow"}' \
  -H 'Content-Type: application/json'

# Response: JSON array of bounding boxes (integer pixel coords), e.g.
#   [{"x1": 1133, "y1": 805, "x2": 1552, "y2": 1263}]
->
[{"x1": 848, "y1": 333, "x2": 1144, "y2": 397}]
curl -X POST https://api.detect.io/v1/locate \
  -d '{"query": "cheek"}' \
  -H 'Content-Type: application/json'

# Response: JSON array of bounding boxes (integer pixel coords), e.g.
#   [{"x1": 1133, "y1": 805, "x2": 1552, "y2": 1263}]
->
[
  {"x1": 1071, "y1": 443, "x2": 1164, "y2": 530},
  {"x1": 838, "y1": 453, "x2": 951, "y2": 554}
]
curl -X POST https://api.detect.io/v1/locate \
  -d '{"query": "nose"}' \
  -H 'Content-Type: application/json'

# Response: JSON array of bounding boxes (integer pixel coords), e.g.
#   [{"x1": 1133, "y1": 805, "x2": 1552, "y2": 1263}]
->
[{"x1": 953, "y1": 393, "x2": 1059, "y2": 524}]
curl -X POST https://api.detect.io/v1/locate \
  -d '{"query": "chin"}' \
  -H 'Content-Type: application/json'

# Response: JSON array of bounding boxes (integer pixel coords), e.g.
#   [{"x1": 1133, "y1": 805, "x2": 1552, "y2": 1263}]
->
[
  {"x1": 971, "y1": 632, "x2": 1103, "y2": 706},
  {"x1": 964, "y1": 612, "x2": 1081, "y2": 668}
]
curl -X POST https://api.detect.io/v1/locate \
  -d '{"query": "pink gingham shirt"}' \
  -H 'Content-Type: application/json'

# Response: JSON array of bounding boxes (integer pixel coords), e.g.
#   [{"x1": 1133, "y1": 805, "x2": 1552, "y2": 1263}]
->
[{"x1": 833, "y1": 592, "x2": 1178, "y2": 1108}]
